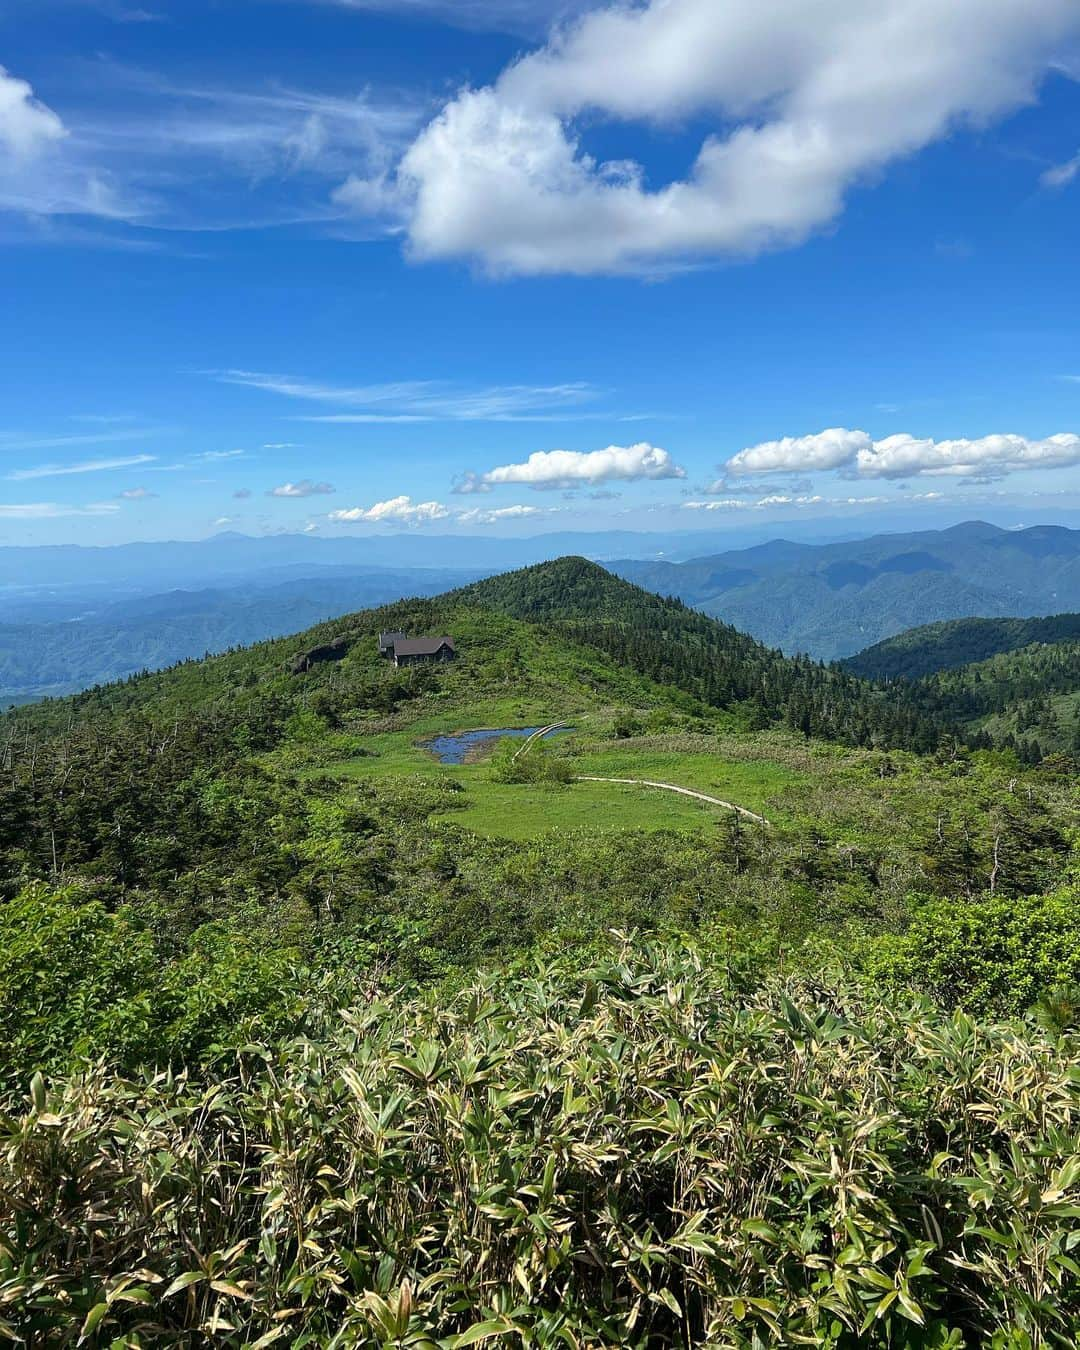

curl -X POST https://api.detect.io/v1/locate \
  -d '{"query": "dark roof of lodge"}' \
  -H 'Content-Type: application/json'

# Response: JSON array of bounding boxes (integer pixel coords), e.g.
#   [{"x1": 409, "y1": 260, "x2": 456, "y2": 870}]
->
[
  {"x1": 393, "y1": 636, "x2": 455, "y2": 656},
  {"x1": 379, "y1": 630, "x2": 407, "y2": 644}
]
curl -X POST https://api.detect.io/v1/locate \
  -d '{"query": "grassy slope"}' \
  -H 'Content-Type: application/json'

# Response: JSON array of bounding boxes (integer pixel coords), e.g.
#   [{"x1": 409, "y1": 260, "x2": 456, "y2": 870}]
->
[{"x1": 8, "y1": 558, "x2": 1071, "y2": 858}]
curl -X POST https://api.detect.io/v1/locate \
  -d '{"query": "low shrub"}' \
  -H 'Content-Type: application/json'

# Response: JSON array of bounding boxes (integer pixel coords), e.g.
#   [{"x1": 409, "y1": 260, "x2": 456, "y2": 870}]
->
[
  {"x1": 862, "y1": 884, "x2": 1080, "y2": 1017},
  {"x1": 2, "y1": 941, "x2": 1078, "y2": 1347},
  {"x1": 489, "y1": 736, "x2": 575, "y2": 784}
]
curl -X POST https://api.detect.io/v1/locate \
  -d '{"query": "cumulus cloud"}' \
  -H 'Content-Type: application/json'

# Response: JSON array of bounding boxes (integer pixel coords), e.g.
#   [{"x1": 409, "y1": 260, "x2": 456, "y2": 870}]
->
[
  {"x1": 338, "y1": 0, "x2": 1080, "y2": 274},
  {"x1": 721, "y1": 428, "x2": 1080, "y2": 480},
  {"x1": 854, "y1": 433, "x2": 1080, "y2": 479},
  {"x1": 329, "y1": 495, "x2": 450, "y2": 524},
  {"x1": 0, "y1": 65, "x2": 139, "y2": 221},
  {"x1": 0, "y1": 66, "x2": 66, "y2": 158},
  {"x1": 451, "y1": 471, "x2": 492, "y2": 495},
  {"x1": 725, "y1": 428, "x2": 871, "y2": 476},
  {"x1": 268, "y1": 479, "x2": 336, "y2": 497},
  {"x1": 478, "y1": 442, "x2": 684, "y2": 490}
]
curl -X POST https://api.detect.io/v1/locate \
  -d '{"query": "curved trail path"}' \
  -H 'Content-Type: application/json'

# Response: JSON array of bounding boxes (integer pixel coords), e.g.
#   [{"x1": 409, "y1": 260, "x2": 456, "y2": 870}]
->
[{"x1": 577, "y1": 776, "x2": 770, "y2": 826}]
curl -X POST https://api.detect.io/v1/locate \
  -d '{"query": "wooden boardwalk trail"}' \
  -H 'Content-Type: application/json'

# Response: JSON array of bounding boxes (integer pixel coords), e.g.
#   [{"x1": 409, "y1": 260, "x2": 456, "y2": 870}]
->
[
  {"x1": 511, "y1": 719, "x2": 770, "y2": 826},
  {"x1": 577, "y1": 776, "x2": 770, "y2": 826}
]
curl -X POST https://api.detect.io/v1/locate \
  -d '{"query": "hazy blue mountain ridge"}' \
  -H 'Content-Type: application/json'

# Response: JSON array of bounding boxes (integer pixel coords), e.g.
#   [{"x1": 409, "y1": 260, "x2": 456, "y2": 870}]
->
[{"x1": 611, "y1": 522, "x2": 1080, "y2": 659}]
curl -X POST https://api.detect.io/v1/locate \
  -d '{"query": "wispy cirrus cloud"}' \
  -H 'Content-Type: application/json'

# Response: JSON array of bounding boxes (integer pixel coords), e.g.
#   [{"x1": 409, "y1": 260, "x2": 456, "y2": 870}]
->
[
  {"x1": 7, "y1": 453, "x2": 157, "y2": 480},
  {"x1": 0, "y1": 500, "x2": 121, "y2": 518},
  {"x1": 0, "y1": 427, "x2": 155, "y2": 452},
  {"x1": 312, "y1": 0, "x2": 580, "y2": 36},
  {"x1": 1040, "y1": 151, "x2": 1080, "y2": 188},
  {"x1": 0, "y1": 56, "x2": 425, "y2": 233},
  {"x1": 210, "y1": 369, "x2": 616, "y2": 422}
]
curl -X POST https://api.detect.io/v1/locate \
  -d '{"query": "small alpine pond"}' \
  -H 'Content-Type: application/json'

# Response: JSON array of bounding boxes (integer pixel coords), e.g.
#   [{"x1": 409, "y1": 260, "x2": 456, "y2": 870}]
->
[{"x1": 421, "y1": 725, "x2": 571, "y2": 765}]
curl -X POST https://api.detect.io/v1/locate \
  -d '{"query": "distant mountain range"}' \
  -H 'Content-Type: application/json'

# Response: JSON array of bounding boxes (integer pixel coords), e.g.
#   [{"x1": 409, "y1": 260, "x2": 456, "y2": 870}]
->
[
  {"x1": 5, "y1": 519, "x2": 1080, "y2": 703},
  {"x1": 0, "y1": 568, "x2": 483, "y2": 704},
  {"x1": 611, "y1": 522, "x2": 1080, "y2": 660},
  {"x1": 0, "y1": 525, "x2": 811, "y2": 604}
]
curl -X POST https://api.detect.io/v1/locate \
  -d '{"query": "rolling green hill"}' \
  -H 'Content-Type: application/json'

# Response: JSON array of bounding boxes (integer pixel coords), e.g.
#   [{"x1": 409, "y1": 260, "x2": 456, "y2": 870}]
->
[
  {"x1": 452, "y1": 557, "x2": 942, "y2": 749},
  {"x1": 3, "y1": 556, "x2": 1079, "y2": 1346},
  {"x1": 844, "y1": 612, "x2": 1080, "y2": 680}
]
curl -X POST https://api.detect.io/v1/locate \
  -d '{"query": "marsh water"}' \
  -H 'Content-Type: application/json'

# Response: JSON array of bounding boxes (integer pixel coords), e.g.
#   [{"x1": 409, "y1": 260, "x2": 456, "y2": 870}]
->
[{"x1": 421, "y1": 725, "x2": 570, "y2": 765}]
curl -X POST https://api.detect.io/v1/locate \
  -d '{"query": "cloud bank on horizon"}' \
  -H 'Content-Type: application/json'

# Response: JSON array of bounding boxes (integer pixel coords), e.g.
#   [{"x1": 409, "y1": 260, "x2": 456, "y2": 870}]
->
[{"x1": 721, "y1": 429, "x2": 1080, "y2": 482}]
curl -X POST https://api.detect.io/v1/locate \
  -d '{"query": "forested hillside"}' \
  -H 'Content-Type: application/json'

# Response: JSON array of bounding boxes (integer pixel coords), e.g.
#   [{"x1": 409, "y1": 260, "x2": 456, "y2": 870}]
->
[
  {"x1": 2, "y1": 558, "x2": 1079, "y2": 1346},
  {"x1": 845, "y1": 612, "x2": 1080, "y2": 680},
  {"x1": 611, "y1": 520, "x2": 1080, "y2": 658},
  {"x1": 900, "y1": 639, "x2": 1080, "y2": 759},
  {"x1": 453, "y1": 558, "x2": 943, "y2": 749}
]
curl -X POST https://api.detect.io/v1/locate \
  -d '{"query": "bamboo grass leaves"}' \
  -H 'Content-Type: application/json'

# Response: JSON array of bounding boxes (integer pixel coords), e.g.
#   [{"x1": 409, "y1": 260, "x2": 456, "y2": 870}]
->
[{"x1": 2, "y1": 941, "x2": 1078, "y2": 1346}]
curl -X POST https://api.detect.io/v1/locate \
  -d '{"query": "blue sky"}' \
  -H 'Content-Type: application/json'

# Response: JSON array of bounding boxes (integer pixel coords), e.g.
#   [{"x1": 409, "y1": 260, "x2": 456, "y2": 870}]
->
[{"x1": 2, "y1": 0, "x2": 1080, "y2": 546}]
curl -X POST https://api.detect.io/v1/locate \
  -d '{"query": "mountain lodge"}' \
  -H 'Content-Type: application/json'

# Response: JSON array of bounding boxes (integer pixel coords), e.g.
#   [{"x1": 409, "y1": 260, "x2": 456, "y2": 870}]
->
[{"x1": 381, "y1": 633, "x2": 457, "y2": 667}]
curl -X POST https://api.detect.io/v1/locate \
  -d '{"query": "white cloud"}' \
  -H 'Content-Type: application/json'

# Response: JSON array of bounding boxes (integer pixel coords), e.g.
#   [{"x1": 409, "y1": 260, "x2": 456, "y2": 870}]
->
[
  {"x1": 318, "y1": 0, "x2": 573, "y2": 34},
  {"x1": 683, "y1": 493, "x2": 889, "y2": 512},
  {"x1": 855, "y1": 433, "x2": 1080, "y2": 479},
  {"x1": 118, "y1": 485, "x2": 157, "y2": 499},
  {"x1": 457, "y1": 503, "x2": 547, "y2": 524},
  {"x1": 7, "y1": 453, "x2": 157, "y2": 480},
  {"x1": 197, "y1": 448, "x2": 246, "y2": 462},
  {"x1": 340, "y1": 0, "x2": 1080, "y2": 275},
  {"x1": 725, "y1": 428, "x2": 872, "y2": 476},
  {"x1": 0, "y1": 66, "x2": 138, "y2": 221},
  {"x1": 213, "y1": 370, "x2": 604, "y2": 421},
  {"x1": 721, "y1": 428, "x2": 1080, "y2": 480},
  {"x1": 479, "y1": 442, "x2": 685, "y2": 489},
  {"x1": 0, "y1": 428, "x2": 153, "y2": 452},
  {"x1": 268, "y1": 479, "x2": 336, "y2": 497},
  {"x1": 0, "y1": 500, "x2": 120, "y2": 518},
  {"x1": 0, "y1": 66, "x2": 66, "y2": 157},
  {"x1": 329, "y1": 495, "x2": 449, "y2": 524},
  {"x1": 0, "y1": 62, "x2": 422, "y2": 229},
  {"x1": 1041, "y1": 152, "x2": 1080, "y2": 188}
]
